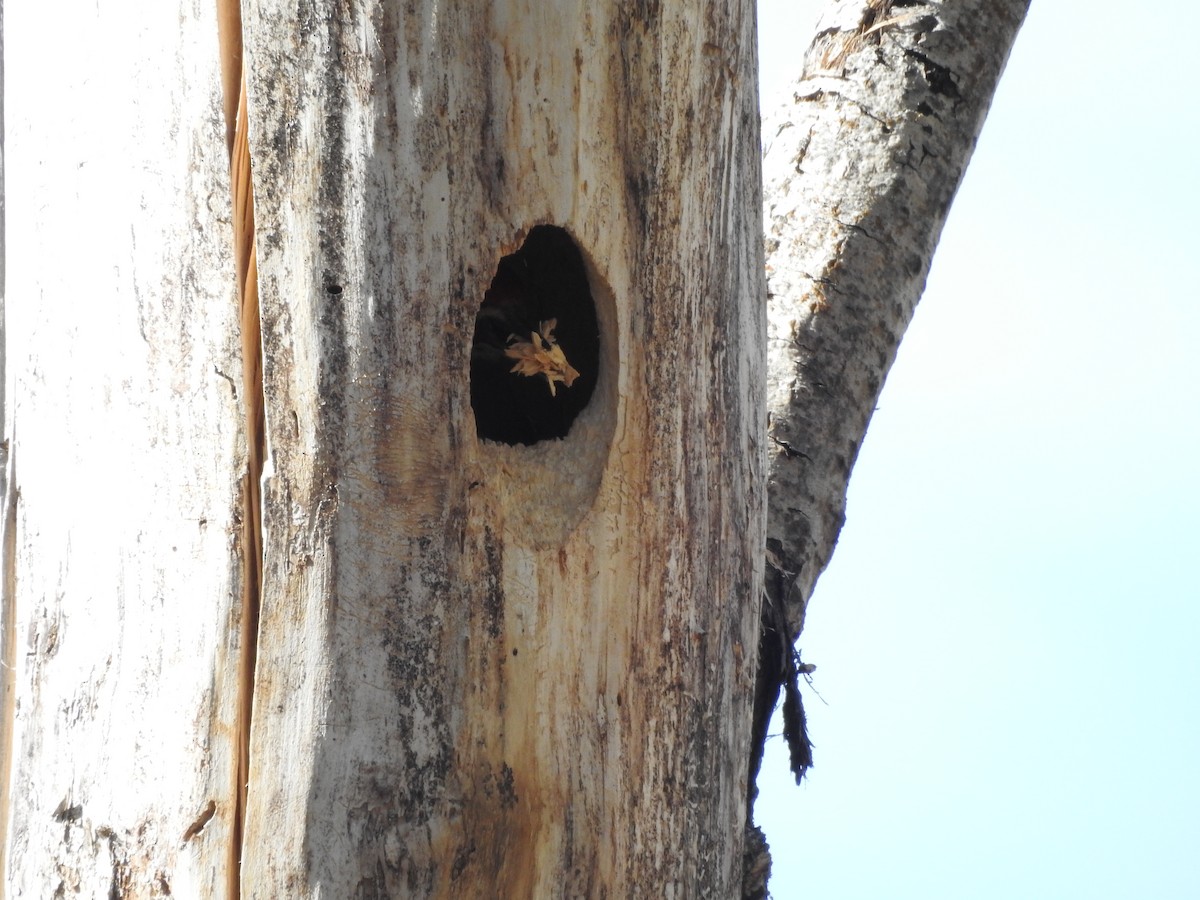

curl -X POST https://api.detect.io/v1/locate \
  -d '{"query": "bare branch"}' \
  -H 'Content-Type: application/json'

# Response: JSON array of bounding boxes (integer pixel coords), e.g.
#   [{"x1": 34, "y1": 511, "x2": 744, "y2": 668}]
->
[{"x1": 750, "y1": 0, "x2": 1029, "y2": 797}]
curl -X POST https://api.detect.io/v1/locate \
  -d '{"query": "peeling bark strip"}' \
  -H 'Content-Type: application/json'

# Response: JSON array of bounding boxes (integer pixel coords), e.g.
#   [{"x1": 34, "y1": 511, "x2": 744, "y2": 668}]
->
[
  {"x1": 751, "y1": 0, "x2": 1030, "y2": 794},
  {"x1": 240, "y1": 0, "x2": 765, "y2": 895},
  {"x1": 217, "y1": 0, "x2": 265, "y2": 893}
]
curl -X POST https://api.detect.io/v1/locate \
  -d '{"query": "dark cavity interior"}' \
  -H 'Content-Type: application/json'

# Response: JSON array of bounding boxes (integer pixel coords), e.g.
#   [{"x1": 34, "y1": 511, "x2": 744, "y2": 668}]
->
[{"x1": 470, "y1": 225, "x2": 600, "y2": 446}]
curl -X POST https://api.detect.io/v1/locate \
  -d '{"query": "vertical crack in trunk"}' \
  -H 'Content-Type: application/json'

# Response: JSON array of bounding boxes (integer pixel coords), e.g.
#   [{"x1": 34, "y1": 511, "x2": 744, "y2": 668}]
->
[{"x1": 217, "y1": 1, "x2": 262, "y2": 895}]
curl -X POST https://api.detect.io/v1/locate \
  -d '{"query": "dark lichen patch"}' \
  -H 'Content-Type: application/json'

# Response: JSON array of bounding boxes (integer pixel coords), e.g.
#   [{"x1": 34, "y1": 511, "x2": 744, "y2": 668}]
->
[
  {"x1": 497, "y1": 763, "x2": 518, "y2": 809},
  {"x1": 379, "y1": 565, "x2": 454, "y2": 812},
  {"x1": 480, "y1": 528, "x2": 504, "y2": 640}
]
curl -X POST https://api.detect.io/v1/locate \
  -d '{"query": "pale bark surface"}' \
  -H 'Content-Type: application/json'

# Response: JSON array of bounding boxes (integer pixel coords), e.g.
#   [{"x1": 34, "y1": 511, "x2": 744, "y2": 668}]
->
[
  {"x1": 760, "y1": 0, "x2": 1029, "y2": 697},
  {"x1": 240, "y1": 1, "x2": 764, "y2": 897},
  {"x1": 0, "y1": 2, "x2": 246, "y2": 896}
]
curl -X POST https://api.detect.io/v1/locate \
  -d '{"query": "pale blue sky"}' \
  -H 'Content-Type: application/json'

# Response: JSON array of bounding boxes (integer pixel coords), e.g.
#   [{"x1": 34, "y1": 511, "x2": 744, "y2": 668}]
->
[{"x1": 755, "y1": 2, "x2": 1200, "y2": 897}]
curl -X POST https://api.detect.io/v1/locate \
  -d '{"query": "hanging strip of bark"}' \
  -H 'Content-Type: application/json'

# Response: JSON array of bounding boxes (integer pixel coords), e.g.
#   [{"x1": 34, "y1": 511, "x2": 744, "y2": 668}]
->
[{"x1": 749, "y1": 0, "x2": 1030, "y2": 798}]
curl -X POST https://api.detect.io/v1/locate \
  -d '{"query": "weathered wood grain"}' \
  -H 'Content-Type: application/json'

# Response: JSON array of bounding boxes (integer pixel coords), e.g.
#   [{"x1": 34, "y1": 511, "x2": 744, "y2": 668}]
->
[{"x1": 241, "y1": 0, "x2": 765, "y2": 895}]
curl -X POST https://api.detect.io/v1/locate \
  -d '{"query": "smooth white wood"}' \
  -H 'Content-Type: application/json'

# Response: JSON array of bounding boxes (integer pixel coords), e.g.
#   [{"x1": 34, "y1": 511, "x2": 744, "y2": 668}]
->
[{"x1": 1, "y1": 1, "x2": 246, "y2": 895}]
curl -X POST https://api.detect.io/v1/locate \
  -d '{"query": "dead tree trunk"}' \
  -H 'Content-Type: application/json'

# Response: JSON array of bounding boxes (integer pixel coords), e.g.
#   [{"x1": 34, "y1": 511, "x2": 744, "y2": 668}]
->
[
  {"x1": 0, "y1": 0, "x2": 1027, "y2": 897},
  {"x1": 239, "y1": 1, "x2": 766, "y2": 897}
]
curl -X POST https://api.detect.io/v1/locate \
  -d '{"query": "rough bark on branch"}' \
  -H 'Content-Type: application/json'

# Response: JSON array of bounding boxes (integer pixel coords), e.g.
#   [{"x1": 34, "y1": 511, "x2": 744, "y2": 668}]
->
[{"x1": 749, "y1": 0, "x2": 1030, "y2": 800}]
